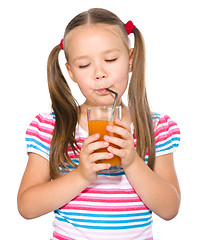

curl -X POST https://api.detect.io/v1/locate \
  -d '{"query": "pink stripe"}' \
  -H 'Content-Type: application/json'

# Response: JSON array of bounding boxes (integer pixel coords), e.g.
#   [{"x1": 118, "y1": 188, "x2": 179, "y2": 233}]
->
[
  {"x1": 156, "y1": 129, "x2": 180, "y2": 143},
  {"x1": 67, "y1": 145, "x2": 82, "y2": 152},
  {"x1": 155, "y1": 125, "x2": 179, "y2": 137},
  {"x1": 159, "y1": 115, "x2": 170, "y2": 123},
  {"x1": 76, "y1": 137, "x2": 86, "y2": 142},
  {"x1": 82, "y1": 188, "x2": 136, "y2": 194},
  {"x1": 155, "y1": 116, "x2": 179, "y2": 135},
  {"x1": 26, "y1": 129, "x2": 51, "y2": 144},
  {"x1": 36, "y1": 113, "x2": 55, "y2": 126},
  {"x1": 53, "y1": 219, "x2": 152, "y2": 239},
  {"x1": 53, "y1": 231, "x2": 75, "y2": 240},
  {"x1": 68, "y1": 155, "x2": 79, "y2": 159},
  {"x1": 72, "y1": 196, "x2": 141, "y2": 203},
  {"x1": 158, "y1": 115, "x2": 170, "y2": 124},
  {"x1": 68, "y1": 152, "x2": 80, "y2": 158},
  {"x1": 133, "y1": 135, "x2": 137, "y2": 148},
  {"x1": 61, "y1": 204, "x2": 148, "y2": 211},
  {"x1": 168, "y1": 121, "x2": 178, "y2": 127},
  {"x1": 30, "y1": 121, "x2": 53, "y2": 135}
]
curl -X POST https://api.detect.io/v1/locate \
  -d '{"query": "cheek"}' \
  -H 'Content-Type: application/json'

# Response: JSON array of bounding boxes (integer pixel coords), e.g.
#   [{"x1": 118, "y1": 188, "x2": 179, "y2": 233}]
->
[
  {"x1": 70, "y1": 68, "x2": 90, "y2": 85},
  {"x1": 68, "y1": 69, "x2": 84, "y2": 87},
  {"x1": 114, "y1": 66, "x2": 129, "y2": 94},
  {"x1": 114, "y1": 65, "x2": 129, "y2": 84},
  {"x1": 115, "y1": 57, "x2": 129, "y2": 77},
  {"x1": 74, "y1": 76, "x2": 92, "y2": 96}
]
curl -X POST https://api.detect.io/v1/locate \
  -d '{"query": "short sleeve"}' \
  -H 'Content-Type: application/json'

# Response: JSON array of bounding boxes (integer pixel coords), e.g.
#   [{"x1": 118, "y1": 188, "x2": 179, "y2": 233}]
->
[
  {"x1": 154, "y1": 114, "x2": 181, "y2": 157},
  {"x1": 25, "y1": 113, "x2": 55, "y2": 160}
]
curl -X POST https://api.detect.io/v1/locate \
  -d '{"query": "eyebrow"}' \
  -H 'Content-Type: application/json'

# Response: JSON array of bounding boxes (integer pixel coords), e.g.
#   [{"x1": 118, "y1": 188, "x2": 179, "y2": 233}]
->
[
  {"x1": 73, "y1": 55, "x2": 90, "y2": 63},
  {"x1": 103, "y1": 48, "x2": 121, "y2": 54},
  {"x1": 73, "y1": 48, "x2": 120, "y2": 63}
]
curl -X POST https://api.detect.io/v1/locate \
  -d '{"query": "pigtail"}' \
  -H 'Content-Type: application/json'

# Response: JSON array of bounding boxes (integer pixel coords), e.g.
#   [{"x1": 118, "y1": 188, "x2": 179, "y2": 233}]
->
[
  {"x1": 47, "y1": 44, "x2": 79, "y2": 179},
  {"x1": 128, "y1": 27, "x2": 156, "y2": 170}
]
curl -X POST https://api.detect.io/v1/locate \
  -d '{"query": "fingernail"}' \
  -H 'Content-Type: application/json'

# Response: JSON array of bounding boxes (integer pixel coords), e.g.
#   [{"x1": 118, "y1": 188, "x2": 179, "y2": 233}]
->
[
  {"x1": 107, "y1": 125, "x2": 112, "y2": 130},
  {"x1": 104, "y1": 135, "x2": 109, "y2": 140},
  {"x1": 115, "y1": 119, "x2": 120, "y2": 124}
]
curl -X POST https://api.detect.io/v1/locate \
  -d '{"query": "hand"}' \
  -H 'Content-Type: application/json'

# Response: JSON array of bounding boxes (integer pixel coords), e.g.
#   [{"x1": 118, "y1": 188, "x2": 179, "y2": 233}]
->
[
  {"x1": 104, "y1": 119, "x2": 137, "y2": 170},
  {"x1": 76, "y1": 133, "x2": 113, "y2": 184}
]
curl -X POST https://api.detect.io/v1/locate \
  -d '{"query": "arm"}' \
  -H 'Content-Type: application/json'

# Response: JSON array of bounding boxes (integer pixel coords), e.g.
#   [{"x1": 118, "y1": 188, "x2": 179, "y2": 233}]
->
[
  {"x1": 124, "y1": 153, "x2": 181, "y2": 220},
  {"x1": 105, "y1": 119, "x2": 181, "y2": 220},
  {"x1": 17, "y1": 153, "x2": 89, "y2": 219},
  {"x1": 18, "y1": 134, "x2": 111, "y2": 219}
]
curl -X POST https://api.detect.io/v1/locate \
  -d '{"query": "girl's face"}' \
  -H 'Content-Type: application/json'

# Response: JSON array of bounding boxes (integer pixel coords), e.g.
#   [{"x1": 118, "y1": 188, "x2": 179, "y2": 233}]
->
[{"x1": 66, "y1": 24, "x2": 133, "y2": 108}]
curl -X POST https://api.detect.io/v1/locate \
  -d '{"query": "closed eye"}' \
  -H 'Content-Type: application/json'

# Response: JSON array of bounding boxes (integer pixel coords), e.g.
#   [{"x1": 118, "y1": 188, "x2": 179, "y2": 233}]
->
[
  {"x1": 79, "y1": 64, "x2": 90, "y2": 69},
  {"x1": 105, "y1": 58, "x2": 117, "y2": 63}
]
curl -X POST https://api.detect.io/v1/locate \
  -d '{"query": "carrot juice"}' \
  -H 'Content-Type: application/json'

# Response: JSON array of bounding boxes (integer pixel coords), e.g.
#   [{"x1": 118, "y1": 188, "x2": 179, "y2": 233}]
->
[{"x1": 88, "y1": 120, "x2": 121, "y2": 166}]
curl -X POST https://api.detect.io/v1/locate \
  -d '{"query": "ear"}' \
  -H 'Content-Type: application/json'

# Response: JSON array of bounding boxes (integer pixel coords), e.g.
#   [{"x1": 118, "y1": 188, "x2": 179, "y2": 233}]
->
[
  {"x1": 129, "y1": 48, "x2": 134, "y2": 72},
  {"x1": 65, "y1": 63, "x2": 76, "y2": 82}
]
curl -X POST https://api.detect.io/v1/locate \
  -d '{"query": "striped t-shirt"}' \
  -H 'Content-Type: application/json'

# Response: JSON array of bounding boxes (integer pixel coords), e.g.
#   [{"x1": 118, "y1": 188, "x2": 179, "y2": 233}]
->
[{"x1": 25, "y1": 112, "x2": 180, "y2": 240}]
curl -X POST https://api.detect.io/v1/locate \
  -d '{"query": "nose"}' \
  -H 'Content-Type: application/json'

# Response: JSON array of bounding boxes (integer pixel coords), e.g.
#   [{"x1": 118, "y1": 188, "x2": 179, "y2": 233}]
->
[
  {"x1": 96, "y1": 73, "x2": 106, "y2": 80},
  {"x1": 94, "y1": 63, "x2": 107, "y2": 80}
]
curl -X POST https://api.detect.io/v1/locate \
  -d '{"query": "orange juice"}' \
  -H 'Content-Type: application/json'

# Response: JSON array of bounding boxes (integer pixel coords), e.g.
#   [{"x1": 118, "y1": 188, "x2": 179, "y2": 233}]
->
[{"x1": 88, "y1": 120, "x2": 121, "y2": 166}]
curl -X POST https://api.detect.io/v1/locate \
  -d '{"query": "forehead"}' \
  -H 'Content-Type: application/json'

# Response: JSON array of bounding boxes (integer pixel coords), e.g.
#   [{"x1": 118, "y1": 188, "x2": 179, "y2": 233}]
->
[{"x1": 65, "y1": 24, "x2": 129, "y2": 60}]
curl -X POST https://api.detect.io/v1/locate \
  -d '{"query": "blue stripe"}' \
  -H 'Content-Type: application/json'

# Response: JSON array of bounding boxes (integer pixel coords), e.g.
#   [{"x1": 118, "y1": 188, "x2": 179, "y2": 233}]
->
[
  {"x1": 50, "y1": 112, "x2": 56, "y2": 119},
  {"x1": 55, "y1": 216, "x2": 152, "y2": 230},
  {"x1": 152, "y1": 113, "x2": 160, "y2": 120},
  {"x1": 26, "y1": 144, "x2": 49, "y2": 156},
  {"x1": 26, "y1": 137, "x2": 50, "y2": 151},
  {"x1": 55, "y1": 215, "x2": 151, "y2": 224},
  {"x1": 156, "y1": 145, "x2": 179, "y2": 154},
  {"x1": 55, "y1": 210, "x2": 151, "y2": 218},
  {"x1": 156, "y1": 137, "x2": 180, "y2": 149},
  {"x1": 59, "y1": 159, "x2": 79, "y2": 173}
]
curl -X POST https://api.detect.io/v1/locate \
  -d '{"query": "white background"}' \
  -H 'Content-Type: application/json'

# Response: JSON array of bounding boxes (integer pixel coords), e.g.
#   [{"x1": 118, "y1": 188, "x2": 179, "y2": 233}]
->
[{"x1": 1, "y1": 0, "x2": 199, "y2": 239}]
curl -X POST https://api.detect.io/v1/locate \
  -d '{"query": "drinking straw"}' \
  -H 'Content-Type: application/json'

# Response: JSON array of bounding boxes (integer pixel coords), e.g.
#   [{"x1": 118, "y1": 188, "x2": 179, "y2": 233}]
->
[{"x1": 106, "y1": 88, "x2": 118, "y2": 121}]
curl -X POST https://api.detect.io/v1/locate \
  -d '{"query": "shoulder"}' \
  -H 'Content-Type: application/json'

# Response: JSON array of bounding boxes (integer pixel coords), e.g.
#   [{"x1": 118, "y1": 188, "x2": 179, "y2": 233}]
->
[
  {"x1": 26, "y1": 112, "x2": 55, "y2": 140},
  {"x1": 31, "y1": 112, "x2": 55, "y2": 125},
  {"x1": 26, "y1": 112, "x2": 55, "y2": 132},
  {"x1": 25, "y1": 112, "x2": 55, "y2": 160},
  {"x1": 152, "y1": 113, "x2": 181, "y2": 157},
  {"x1": 152, "y1": 113, "x2": 180, "y2": 133}
]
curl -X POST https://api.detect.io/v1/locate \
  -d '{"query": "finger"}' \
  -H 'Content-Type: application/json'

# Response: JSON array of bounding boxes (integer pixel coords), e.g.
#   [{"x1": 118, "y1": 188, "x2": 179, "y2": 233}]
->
[
  {"x1": 115, "y1": 119, "x2": 131, "y2": 131},
  {"x1": 92, "y1": 163, "x2": 111, "y2": 172},
  {"x1": 89, "y1": 152, "x2": 114, "y2": 163},
  {"x1": 106, "y1": 124, "x2": 131, "y2": 140},
  {"x1": 82, "y1": 133, "x2": 100, "y2": 148},
  {"x1": 104, "y1": 135, "x2": 126, "y2": 149},
  {"x1": 86, "y1": 141, "x2": 109, "y2": 155},
  {"x1": 107, "y1": 145, "x2": 125, "y2": 159}
]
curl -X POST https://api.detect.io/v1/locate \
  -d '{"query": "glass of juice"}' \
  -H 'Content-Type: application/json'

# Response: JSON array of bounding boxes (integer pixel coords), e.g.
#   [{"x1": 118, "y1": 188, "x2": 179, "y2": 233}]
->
[{"x1": 87, "y1": 106, "x2": 122, "y2": 173}]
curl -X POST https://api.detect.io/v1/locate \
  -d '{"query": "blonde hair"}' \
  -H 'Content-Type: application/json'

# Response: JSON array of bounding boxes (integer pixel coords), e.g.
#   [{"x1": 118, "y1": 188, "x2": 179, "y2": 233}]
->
[{"x1": 47, "y1": 8, "x2": 155, "y2": 179}]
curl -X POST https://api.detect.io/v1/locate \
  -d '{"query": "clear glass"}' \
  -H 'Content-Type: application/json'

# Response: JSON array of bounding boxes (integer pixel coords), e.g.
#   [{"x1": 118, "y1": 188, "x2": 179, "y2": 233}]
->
[{"x1": 87, "y1": 106, "x2": 122, "y2": 173}]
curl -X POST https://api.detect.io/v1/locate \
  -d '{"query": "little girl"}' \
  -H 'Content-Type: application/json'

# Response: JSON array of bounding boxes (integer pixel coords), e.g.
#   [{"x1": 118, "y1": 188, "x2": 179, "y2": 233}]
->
[{"x1": 18, "y1": 8, "x2": 181, "y2": 240}]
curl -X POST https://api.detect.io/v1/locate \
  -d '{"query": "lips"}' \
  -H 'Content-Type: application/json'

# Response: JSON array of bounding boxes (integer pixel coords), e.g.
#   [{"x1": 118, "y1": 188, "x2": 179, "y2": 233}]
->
[{"x1": 97, "y1": 88, "x2": 109, "y2": 94}]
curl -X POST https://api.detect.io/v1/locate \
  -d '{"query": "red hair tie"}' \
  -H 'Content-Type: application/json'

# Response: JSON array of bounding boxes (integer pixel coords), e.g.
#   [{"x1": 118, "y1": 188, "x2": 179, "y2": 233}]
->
[
  {"x1": 125, "y1": 21, "x2": 135, "y2": 35},
  {"x1": 60, "y1": 39, "x2": 64, "y2": 50}
]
